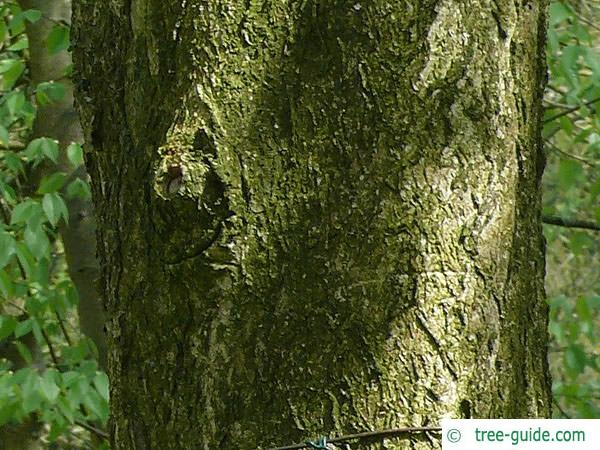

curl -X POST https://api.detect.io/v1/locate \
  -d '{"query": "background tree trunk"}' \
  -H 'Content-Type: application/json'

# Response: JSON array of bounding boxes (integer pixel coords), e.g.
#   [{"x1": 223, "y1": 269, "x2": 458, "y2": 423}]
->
[
  {"x1": 72, "y1": 1, "x2": 551, "y2": 449},
  {"x1": 19, "y1": 0, "x2": 106, "y2": 368},
  {"x1": 0, "y1": 1, "x2": 103, "y2": 448}
]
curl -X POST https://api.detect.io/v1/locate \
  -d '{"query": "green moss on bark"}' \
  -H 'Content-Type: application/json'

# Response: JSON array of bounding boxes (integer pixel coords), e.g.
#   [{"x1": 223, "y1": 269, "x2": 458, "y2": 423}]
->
[{"x1": 73, "y1": 1, "x2": 550, "y2": 449}]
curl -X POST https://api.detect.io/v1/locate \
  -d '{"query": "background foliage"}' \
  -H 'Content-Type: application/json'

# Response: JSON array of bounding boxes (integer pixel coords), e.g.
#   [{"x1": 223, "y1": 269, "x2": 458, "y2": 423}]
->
[
  {"x1": 0, "y1": 0, "x2": 598, "y2": 448},
  {"x1": 0, "y1": 2, "x2": 107, "y2": 448},
  {"x1": 544, "y1": 0, "x2": 600, "y2": 419}
]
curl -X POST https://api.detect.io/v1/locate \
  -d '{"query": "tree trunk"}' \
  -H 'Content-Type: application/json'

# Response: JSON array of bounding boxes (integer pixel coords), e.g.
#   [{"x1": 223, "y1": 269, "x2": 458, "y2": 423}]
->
[{"x1": 72, "y1": 1, "x2": 551, "y2": 449}]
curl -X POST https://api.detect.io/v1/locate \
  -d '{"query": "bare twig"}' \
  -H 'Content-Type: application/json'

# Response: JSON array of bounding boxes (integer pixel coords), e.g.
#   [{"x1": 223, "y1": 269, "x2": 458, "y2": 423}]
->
[
  {"x1": 55, "y1": 311, "x2": 73, "y2": 346},
  {"x1": 544, "y1": 99, "x2": 572, "y2": 109},
  {"x1": 542, "y1": 214, "x2": 600, "y2": 231},
  {"x1": 75, "y1": 419, "x2": 109, "y2": 439},
  {"x1": 40, "y1": 327, "x2": 59, "y2": 366},
  {"x1": 544, "y1": 95, "x2": 600, "y2": 123},
  {"x1": 574, "y1": 11, "x2": 600, "y2": 34},
  {"x1": 267, "y1": 426, "x2": 442, "y2": 450},
  {"x1": 0, "y1": 202, "x2": 60, "y2": 366},
  {"x1": 546, "y1": 84, "x2": 568, "y2": 96},
  {"x1": 0, "y1": 139, "x2": 26, "y2": 150},
  {"x1": 544, "y1": 139, "x2": 596, "y2": 167},
  {"x1": 553, "y1": 399, "x2": 572, "y2": 419}
]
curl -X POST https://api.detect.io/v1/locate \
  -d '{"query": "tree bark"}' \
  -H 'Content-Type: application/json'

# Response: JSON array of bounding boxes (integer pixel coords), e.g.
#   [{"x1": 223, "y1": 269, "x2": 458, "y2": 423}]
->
[{"x1": 72, "y1": 1, "x2": 551, "y2": 449}]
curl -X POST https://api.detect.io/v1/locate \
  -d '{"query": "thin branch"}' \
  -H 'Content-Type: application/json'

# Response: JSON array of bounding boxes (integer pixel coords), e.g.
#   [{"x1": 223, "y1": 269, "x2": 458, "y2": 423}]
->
[
  {"x1": 546, "y1": 84, "x2": 568, "y2": 96},
  {"x1": 40, "y1": 15, "x2": 70, "y2": 27},
  {"x1": 544, "y1": 124, "x2": 562, "y2": 140},
  {"x1": 574, "y1": 11, "x2": 600, "y2": 33},
  {"x1": 553, "y1": 399, "x2": 572, "y2": 419},
  {"x1": 0, "y1": 140, "x2": 26, "y2": 150},
  {"x1": 544, "y1": 95, "x2": 600, "y2": 123},
  {"x1": 555, "y1": 392, "x2": 600, "y2": 400},
  {"x1": 40, "y1": 327, "x2": 60, "y2": 366},
  {"x1": 544, "y1": 139, "x2": 596, "y2": 167},
  {"x1": 267, "y1": 426, "x2": 442, "y2": 450},
  {"x1": 55, "y1": 311, "x2": 73, "y2": 346},
  {"x1": 542, "y1": 214, "x2": 600, "y2": 231},
  {"x1": 544, "y1": 99, "x2": 572, "y2": 109},
  {"x1": 75, "y1": 419, "x2": 109, "y2": 440},
  {"x1": 0, "y1": 202, "x2": 60, "y2": 366},
  {"x1": 4, "y1": 306, "x2": 60, "y2": 366}
]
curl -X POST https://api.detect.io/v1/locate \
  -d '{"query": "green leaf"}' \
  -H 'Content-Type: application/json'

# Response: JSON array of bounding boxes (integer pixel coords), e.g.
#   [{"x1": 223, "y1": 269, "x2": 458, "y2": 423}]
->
[
  {"x1": 0, "y1": 231, "x2": 16, "y2": 269},
  {"x1": 3, "y1": 151, "x2": 25, "y2": 174},
  {"x1": 560, "y1": 45, "x2": 583, "y2": 87},
  {"x1": 22, "y1": 9, "x2": 42, "y2": 23},
  {"x1": 568, "y1": 231, "x2": 593, "y2": 255},
  {"x1": 62, "y1": 341, "x2": 90, "y2": 366},
  {"x1": 66, "y1": 143, "x2": 84, "y2": 167},
  {"x1": 558, "y1": 159, "x2": 583, "y2": 190},
  {"x1": 14, "y1": 318, "x2": 33, "y2": 338},
  {"x1": 5, "y1": 91, "x2": 25, "y2": 117},
  {"x1": 57, "y1": 395, "x2": 75, "y2": 424},
  {"x1": 31, "y1": 318, "x2": 45, "y2": 345},
  {"x1": 10, "y1": 9, "x2": 42, "y2": 30},
  {"x1": 61, "y1": 371, "x2": 80, "y2": 389},
  {"x1": 82, "y1": 385, "x2": 108, "y2": 422},
  {"x1": 549, "y1": 1, "x2": 573, "y2": 26},
  {"x1": 0, "y1": 180, "x2": 18, "y2": 205},
  {"x1": 23, "y1": 138, "x2": 59, "y2": 164},
  {"x1": 24, "y1": 224, "x2": 51, "y2": 260},
  {"x1": 42, "y1": 192, "x2": 68, "y2": 226},
  {"x1": 584, "y1": 48, "x2": 600, "y2": 84},
  {"x1": 66, "y1": 178, "x2": 91, "y2": 200},
  {"x1": 0, "y1": 269, "x2": 14, "y2": 298},
  {"x1": 38, "y1": 172, "x2": 67, "y2": 194},
  {"x1": 36, "y1": 81, "x2": 66, "y2": 105},
  {"x1": 16, "y1": 242, "x2": 36, "y2": 277},
  {"x1": 47, "y1": 416, "x2": 69, "y2": 441},
  {"x1": 0, "y1": 401, "x2": 19, "y2": 427},
  {"x1": 79, "y1": 360, "x2": 98, "y2": 377},
  {"x1": 7, "y1": 35, "x2": 29, "y2": 51},
  {"x1": 64, "y1": 283, "x2": 79, "y2": 307},
  {"x1": 40, "y1": 370, "x2": 60, "y2": 402},
  {"x1": 14, "y1": 340, "x2": 33, "y2": 365},
  {"x1": 588, "y1": 295, "x2": 600, "y2": 311},
  {"x1": 556, "y1": 114, "x2": 574, "y2": 136},
  {"x1": 576, "y1": 298, "x2": 594, "y2": 339},
  {"x1": 0, "y1": 16, "x2": 7, "y2": 43},
  {"x1": 47, "y1": 25, "x2": 70, "y2": 55},
  {"x1": 10, "y1": 199, "x2": 42, "y2": 225},
  {"x1": 547, "y1": 27, "x2": 559, "y2": 54},
  {"x1": 0, "y1": 124, "x2": 9, "y2": 147},
  {"x1": 0, "y1": 59, "x2": 25, "y2": 90},
  {"x1": 564, "y1": 344, "x2": 587, "y2": 378},
  {"x1": 21, "y1": 370, "x2": 42, "y2": 413},
  {"x1": 12, "y1": 367, "x2": 32, "y2": 385},
  {"x1": 93, "y1": 373, "x2": 109, "y2": 402},
  {"x1": 0, "y1": 315, "x2": 17, "y2": 340}
]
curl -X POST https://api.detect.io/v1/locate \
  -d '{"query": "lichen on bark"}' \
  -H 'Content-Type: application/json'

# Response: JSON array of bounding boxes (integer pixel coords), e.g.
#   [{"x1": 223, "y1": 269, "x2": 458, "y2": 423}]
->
[{"x1": 72, "y1": 1, "x2": 551, "y2": 449}]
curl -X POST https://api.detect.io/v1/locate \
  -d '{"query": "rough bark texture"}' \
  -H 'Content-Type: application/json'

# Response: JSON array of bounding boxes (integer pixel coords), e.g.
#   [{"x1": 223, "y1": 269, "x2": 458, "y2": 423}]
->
[{"x1": 72, "y1": 1, "x2": 551, "y2": 449}]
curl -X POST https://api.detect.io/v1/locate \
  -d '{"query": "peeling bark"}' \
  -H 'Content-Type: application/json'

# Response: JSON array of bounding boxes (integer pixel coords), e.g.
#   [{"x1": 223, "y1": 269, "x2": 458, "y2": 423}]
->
[{"x1": 72, "y1": 1, "x2": 551, "y2": 449}]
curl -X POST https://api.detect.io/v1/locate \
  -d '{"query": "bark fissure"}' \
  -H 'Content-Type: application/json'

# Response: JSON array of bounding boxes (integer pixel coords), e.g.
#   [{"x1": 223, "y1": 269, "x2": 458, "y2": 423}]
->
[{"x1": 72, "y1": 1, "x2": 551, "y2": 448}]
